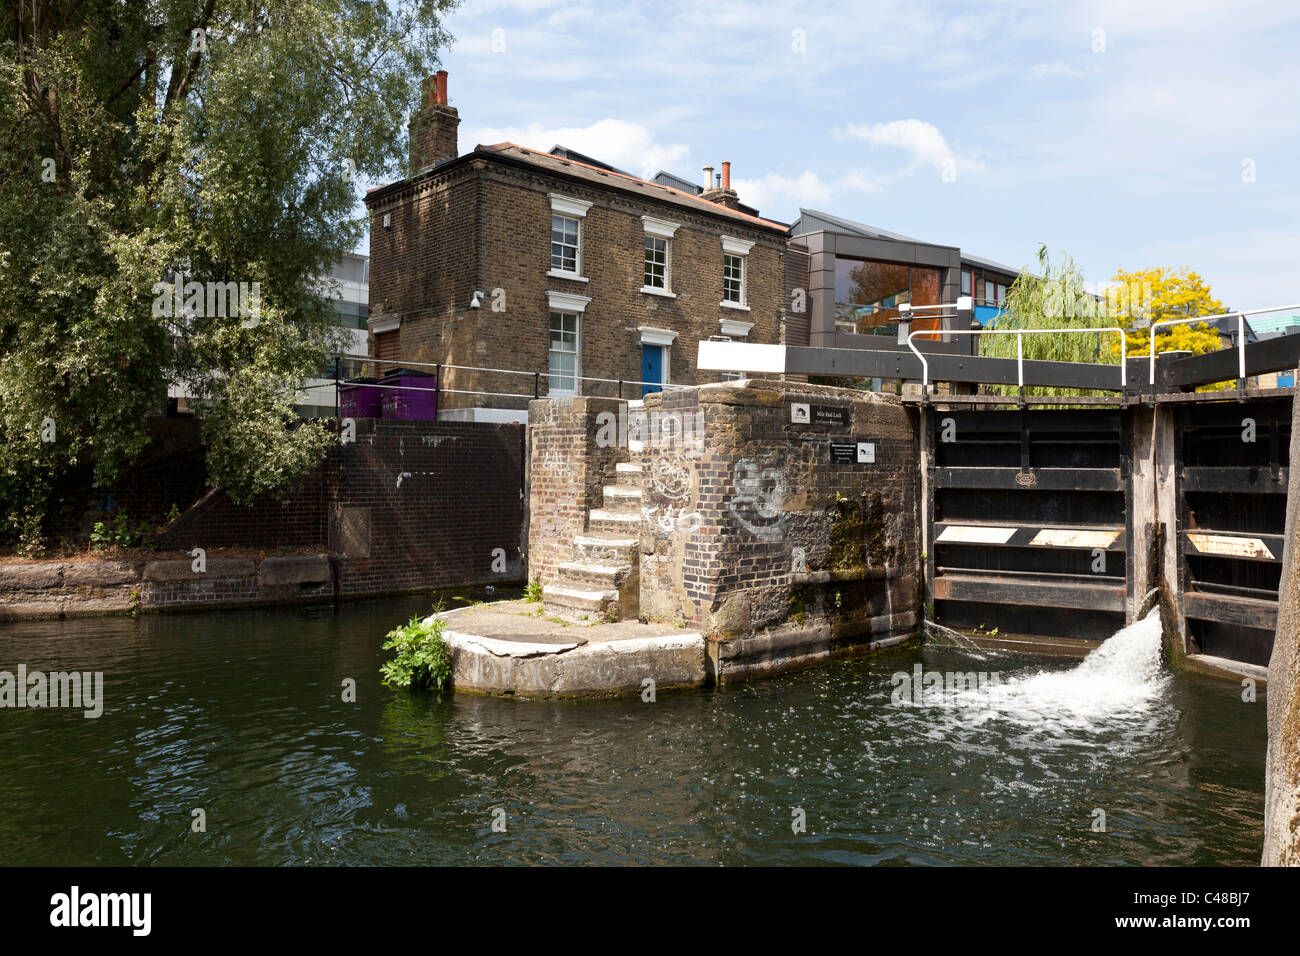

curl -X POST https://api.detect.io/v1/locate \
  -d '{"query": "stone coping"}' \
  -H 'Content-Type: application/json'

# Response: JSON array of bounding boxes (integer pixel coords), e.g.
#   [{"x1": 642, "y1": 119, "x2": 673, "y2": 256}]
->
[{"x1": 435, "y1": 601, "x2": 706, "y2": 698}]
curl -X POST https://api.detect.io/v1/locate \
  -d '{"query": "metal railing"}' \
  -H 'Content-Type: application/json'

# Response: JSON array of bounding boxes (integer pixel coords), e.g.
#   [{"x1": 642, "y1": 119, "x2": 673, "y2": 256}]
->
[
  {"x1": 906, "y1": 326, "x2": 1128, "y2": 391},
  {"x1": 1146, "y1": 303, "x2": 1300, "y2": 385},
  {"x1": 300, "y1": 353, "x2": 691, "y2": 409}
]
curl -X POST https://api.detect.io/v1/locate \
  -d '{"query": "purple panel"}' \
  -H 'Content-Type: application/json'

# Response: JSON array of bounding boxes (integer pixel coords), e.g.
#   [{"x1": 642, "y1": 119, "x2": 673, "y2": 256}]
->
[
  {"x1": 339, "y1": 379, "x2": 383, "y2": 418},
  {"x1": 379, "y1": 371, "x2": 438, "y2": 421}
]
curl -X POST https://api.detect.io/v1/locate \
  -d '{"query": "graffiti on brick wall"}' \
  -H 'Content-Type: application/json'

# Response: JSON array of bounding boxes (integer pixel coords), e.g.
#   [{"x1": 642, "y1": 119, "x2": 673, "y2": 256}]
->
[
  {"x1": 642, "y1": 456, "x2": 702, "y2": 534},
  {"x1": 728, "y1": 459, "x2": 789, "y2": 543},
  {"x1": 539, "y1": 447, "x2": 566, "y2": 474}
]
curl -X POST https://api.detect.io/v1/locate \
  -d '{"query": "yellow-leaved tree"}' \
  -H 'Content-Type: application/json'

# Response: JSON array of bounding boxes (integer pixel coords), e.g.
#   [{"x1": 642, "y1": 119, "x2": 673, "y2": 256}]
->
[{"x1": 1110, "y1": 267, "x2": 1226, "y2": 359}]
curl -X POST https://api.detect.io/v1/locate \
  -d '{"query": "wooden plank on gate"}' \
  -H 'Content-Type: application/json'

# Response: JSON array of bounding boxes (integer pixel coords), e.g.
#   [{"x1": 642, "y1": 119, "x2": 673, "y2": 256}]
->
[
  {"x1": 934, "y1": 467, "x2": 1123, "y2": 491},
  {"x1": 1184, "y1": 591, "x2": 1278, "y2": 631},
  {"x1": 932, "y1": 572, "x2": 1125, "y2": 611},
  {"x1": 1180, "y1": 466, "x2": 1290, "y2": 494}
]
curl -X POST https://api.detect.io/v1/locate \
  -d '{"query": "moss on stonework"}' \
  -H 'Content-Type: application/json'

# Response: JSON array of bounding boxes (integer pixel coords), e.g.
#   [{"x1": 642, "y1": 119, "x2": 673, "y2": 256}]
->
[
  {"x1": 1157, "y1": 587, "x2": 1187, "y2": 671},
  {"x1": 829, "y1": 497, "x2": 865, "y2": 571},
  {"x1": 864, "y1": 491, "x2": 900, "y2": 568},
  {"x1": 788, "y1": 586, "x2": 807, "y2": 626}
]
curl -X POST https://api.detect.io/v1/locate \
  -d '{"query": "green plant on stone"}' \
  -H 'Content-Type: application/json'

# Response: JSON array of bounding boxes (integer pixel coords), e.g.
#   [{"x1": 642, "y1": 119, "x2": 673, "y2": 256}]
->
[
  {"x1": 90, "y1": 511, "x2": 146, "y2": 550},
  {"x1": 525, "y1": 578, "x2": 543, "y2": 603},
  {"x1": 380, "y1": 610, "x2": 452, "y2": 691}
]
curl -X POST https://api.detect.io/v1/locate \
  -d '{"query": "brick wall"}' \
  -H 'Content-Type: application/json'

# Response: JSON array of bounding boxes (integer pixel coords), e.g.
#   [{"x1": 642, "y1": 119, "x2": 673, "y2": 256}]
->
[
  {"x1": 108, "y1": 417, "x2": 526, "y2": 600},
  {"x1": 636, "y1": 380, "x2": 921, "y2": 646},
  {"x1": 329, "y1": 417, "x2": 525, "y2": 595},
  {"x1": 526, "y1": 396, "x2": 626, "y2": 584}
]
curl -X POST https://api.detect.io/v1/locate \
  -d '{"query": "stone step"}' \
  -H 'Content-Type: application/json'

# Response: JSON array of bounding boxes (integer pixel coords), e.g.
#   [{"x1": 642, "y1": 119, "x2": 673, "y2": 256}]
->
[
  {"x1": 557, "y1": 560, "x2": 633, "y2": 590},
  {"x1": 601, "y1": 485, "x2": 643, "y2": 513},
  {"x1": 575, "y1": 533, "x2": 639, "y2": 562},
  {"x1": 588, "y1": 508, "x2": 641, "y2": 535},
  {"x1": 543, "y1": 584, "x2": 620, "y2": 622},
  {"x1": 603, "y1": 484, "x2": 642, "y2": 498}
]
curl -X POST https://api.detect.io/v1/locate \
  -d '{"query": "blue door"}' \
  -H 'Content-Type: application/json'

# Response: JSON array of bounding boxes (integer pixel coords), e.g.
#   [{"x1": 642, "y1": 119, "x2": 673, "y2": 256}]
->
[{"x1": 641, "y1": 344, "x2": 663, "y2": 396}]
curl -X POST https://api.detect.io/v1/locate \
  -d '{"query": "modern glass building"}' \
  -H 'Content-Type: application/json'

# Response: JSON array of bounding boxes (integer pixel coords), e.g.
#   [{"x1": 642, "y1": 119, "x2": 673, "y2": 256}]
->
[{"x1": 787, "y1": 209, "x2": 1021, "y2": 351}]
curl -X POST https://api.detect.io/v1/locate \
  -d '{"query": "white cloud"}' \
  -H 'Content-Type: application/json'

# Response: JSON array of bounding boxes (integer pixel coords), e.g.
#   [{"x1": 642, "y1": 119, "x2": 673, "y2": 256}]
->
[
  {"x1": 835, "y1": 119, "x2": 983, "y2": 178},
  {"x1": 840, "y1": 169, "x2": 886, "y2": 193},
  {"x1": 460, "y1": 118, "x2": 689, "y2": 179},
  {"x1": 732, "y1": 171, "x2": 833, "y2": 217}
]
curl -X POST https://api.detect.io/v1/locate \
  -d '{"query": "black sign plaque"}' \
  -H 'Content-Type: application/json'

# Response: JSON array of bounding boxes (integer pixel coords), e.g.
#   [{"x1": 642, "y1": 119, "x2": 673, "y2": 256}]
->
[{"x1": 829, "y1": 441, "x2": 856, "y2": 463}]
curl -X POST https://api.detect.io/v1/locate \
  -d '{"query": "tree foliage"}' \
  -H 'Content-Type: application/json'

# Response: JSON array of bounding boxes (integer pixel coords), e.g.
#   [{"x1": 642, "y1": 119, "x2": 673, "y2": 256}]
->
[
  {"x1": 978, "y1": 249, "x2": 1231, "y2": 396},
  {"x1": 0, "y1": 1, "x2": 457, "y2": 547},
  {"x1": 978, "y1": 246, "x2": 1123, "y2": 396},
  {"x1": 1110, "y1": 266, "x2": 1225, "y2": 358}
]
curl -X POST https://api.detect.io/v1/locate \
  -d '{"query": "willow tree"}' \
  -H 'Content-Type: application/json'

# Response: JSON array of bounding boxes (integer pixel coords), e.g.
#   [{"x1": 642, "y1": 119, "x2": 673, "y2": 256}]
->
[
  {"x1": 978, "y1": 245, "x2": 1123, "y2": 387},
  {"x1": 0, "y1": 1, "x2": 456, "y2": 552}
]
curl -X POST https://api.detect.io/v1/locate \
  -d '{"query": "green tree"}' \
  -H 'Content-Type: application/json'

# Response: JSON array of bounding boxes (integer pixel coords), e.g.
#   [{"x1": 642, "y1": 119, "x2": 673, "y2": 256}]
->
[
  {"x1": 978, "y1": 246, "x2": 1122, "y2": 395},
  {"x1": 0, "y1": 1, "x2": 457, "y2": 550}
]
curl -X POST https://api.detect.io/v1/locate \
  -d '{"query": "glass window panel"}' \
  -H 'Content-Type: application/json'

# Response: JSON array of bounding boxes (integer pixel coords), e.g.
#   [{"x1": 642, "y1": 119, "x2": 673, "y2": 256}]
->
[
  {"x1": 549, "y1": 311, "x2": 579, "y2": 392},
  {"x1": 723, "y1": 254, "x2": 744, "y2": 302},
  {"x1": 644, "y1": 236, "x2": 667, "y2": 287},
  {"x1": 551, "y1": 215, "x2": 580, "y2": 272},
  {"x1": 834, "y1": 257, "x2": 908, "y2": 335}
]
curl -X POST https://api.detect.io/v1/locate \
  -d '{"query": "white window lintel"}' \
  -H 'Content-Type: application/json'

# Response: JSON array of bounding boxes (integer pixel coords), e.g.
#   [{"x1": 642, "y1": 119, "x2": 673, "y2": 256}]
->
[
  {"x1": 370, "y1": 314, "x2": 401, "y2": 334},
  {"x1": 721, "y1": 235, "x2": 755, "y2": 256},
  {"x1": 549, "y1": 193, "x2": 593, "y2": 218},
  {"x1": 638, "y1": 326, "x2": 679, "y2": 347},
  {"x1": 546, "y1": 290, "x2": 592, "y2": 313},
  {"x1": 641, "y1": 215, "x2": 680, "y2": 239},
  {"x1": 719, "y1": 318, "x2": 755, "y2": 337}
]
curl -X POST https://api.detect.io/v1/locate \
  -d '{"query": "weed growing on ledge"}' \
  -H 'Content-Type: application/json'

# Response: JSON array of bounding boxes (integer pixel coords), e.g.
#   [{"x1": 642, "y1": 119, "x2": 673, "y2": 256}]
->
[
  {"x1": 380, "y1": 610, "x2": 452, "y2": 691},
  {"x1": 90, "y1": 511, "x2": 153, "y2": 551},
  {"x1": 525, "y1": 579, "x2": 543, "y2": 603}
]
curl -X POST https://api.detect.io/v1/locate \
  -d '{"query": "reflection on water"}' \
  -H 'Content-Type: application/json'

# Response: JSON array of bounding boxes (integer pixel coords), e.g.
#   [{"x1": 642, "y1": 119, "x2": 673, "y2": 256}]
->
[{"x1": 0, "y1": 598, "x2": 1266, "y2": 865}]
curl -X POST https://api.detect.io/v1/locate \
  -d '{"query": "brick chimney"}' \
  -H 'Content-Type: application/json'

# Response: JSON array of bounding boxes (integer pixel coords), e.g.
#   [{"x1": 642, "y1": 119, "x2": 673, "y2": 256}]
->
[
  {"x1": 701, "y1": 160, "x2": 740, "y2": 210},
  {"x1": 408, "y1": 70, "x2": 460, "y2": 174}
]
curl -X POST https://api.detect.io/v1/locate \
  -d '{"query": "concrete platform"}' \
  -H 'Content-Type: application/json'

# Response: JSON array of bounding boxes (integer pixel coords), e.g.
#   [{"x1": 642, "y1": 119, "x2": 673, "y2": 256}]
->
[{"x1": 436, "y1": 600, "x2": 706, "y2": 698}]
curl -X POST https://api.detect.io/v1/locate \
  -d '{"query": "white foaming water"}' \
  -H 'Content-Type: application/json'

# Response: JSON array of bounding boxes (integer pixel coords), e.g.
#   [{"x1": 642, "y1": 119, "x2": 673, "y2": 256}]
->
[
  {"x1": 944, "y1": 609, "x2": 1170, "y2": 739},
  {"x1": 924, "y1": 619, "x2": 996, "y2": 660}
]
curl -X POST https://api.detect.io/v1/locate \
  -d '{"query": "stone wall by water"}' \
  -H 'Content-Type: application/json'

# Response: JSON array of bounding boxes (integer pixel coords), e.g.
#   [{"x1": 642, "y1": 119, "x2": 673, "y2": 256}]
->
[
  {"x1": 1264, "y1": 393, "x2": 1300, "y2": 865},
  {"x1": 0, "y1": 554, "x2": 334, "y2": 619}
]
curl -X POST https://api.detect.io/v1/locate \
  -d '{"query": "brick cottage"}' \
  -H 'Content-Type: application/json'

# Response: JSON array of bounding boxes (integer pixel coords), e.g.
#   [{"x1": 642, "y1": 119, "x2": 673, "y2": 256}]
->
[{"x1": 363, "y1": 71, "x2": 790, "y2": 421}]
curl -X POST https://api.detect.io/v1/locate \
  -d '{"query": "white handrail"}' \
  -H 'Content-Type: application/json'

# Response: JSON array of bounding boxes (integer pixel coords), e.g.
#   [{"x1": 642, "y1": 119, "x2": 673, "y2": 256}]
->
[
  {"x1": 906, "y1": 327, "x2": 1127, "y2": 391},
  {"x1": 1146, "y1": 303, "x2": 1300, "y2": 385}
]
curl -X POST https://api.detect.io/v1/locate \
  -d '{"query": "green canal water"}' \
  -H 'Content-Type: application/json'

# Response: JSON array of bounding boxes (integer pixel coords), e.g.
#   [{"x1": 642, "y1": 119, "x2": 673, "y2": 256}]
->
[{"x1": 0, "y1": 595, "x2": 1266, "y2": 866}]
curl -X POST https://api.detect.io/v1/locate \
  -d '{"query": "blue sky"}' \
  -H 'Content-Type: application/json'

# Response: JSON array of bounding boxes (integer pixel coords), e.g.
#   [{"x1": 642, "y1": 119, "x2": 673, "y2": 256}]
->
[{"x1": 392, "y1": 0, "x2": 1300, "y2": 309}]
